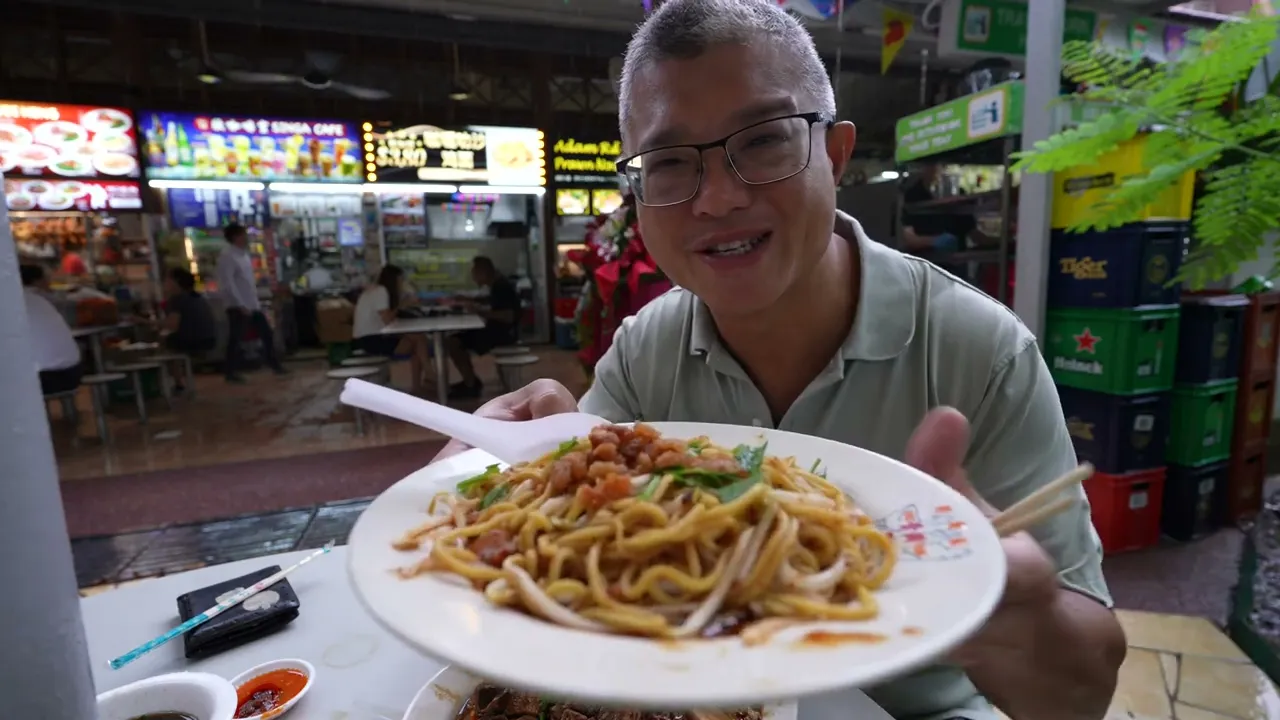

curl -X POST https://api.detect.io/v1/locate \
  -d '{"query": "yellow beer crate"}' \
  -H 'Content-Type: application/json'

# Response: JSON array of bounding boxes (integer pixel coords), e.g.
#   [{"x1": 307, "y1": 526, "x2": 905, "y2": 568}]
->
[{"x1": 1052, "y1": 133, "x2": 1196, "y2": 230}]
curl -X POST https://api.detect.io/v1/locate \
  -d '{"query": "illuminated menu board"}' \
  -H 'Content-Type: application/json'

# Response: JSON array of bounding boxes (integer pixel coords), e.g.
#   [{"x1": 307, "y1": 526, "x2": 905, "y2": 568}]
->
[
  {"x1": 141, "y1": 111, "x2": 361, "y2": 183},
  {"x1": 5, "y1": 178, "x2": 142, "y2": 212},
  {"x1": 365, "y1": 123, "x2": 545, "y2": 187},
  {"x1": 552, "y1": 137, "x2": 621, "y2": 186},
  {"x1": 0, "y1": 100, "x2": 140, "y2": 181}
]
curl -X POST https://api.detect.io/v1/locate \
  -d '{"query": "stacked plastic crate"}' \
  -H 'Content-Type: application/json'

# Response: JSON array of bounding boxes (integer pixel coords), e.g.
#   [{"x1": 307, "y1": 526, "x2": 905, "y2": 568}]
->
[
  {"x1": 1179, "y1": 290, "x2": 1280, "y2": 525},
  {"x1": 1043, "y1": 223, "x2": 1186, "y2": 554},
  {"x1": 1161, "y1": 294, "x2": 1248, "y2": 541}
]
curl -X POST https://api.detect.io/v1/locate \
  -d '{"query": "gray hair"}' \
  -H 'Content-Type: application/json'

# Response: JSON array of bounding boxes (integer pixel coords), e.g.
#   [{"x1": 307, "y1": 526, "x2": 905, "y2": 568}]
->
[{"x1": 618, "y1": 0, "x2": 836, "y2": 142}]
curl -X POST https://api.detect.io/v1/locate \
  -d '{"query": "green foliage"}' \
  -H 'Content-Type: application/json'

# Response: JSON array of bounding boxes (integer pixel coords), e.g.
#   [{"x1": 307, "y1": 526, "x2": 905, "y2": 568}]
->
[{"x1": 1011, "y1": 14, "x2": 1280, "y2": 288}]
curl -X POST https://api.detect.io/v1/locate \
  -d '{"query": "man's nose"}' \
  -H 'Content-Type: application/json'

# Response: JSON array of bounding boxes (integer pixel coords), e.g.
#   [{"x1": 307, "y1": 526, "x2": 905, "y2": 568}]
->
[{"x1": 690, "y1": 149, "x2": 751, "y2": 218}]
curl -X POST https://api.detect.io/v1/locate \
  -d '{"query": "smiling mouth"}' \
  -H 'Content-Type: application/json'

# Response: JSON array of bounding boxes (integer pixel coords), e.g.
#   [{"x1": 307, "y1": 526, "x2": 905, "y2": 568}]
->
[{"x1": 698, "y1": 233, "x2": 770, "y2": 257}]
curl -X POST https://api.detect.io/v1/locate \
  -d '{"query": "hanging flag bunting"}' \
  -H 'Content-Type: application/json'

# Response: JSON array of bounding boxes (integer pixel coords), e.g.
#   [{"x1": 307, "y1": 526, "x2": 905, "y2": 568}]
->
[
  {"x1": 881, "y1": 7, "x2": 915, "y2": 75},
  {"x1": 777, "y1": 0, "x2": 858, "y2": 20}
]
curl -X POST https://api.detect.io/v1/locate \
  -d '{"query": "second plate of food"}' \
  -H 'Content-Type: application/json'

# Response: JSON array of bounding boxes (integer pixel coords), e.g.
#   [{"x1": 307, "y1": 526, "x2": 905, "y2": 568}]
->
[
  {"x1": 349, "y1": 422, "x2": 1005, "y2": 708},
  {"x1": 404, "y1": 665, "x2": 797, "y2": 720}
]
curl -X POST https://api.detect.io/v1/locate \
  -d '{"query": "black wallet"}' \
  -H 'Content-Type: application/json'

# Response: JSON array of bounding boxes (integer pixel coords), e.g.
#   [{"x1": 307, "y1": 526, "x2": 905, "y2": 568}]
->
[{"x1": 176, "y1": 566, "x2": 301, "y2": 660}]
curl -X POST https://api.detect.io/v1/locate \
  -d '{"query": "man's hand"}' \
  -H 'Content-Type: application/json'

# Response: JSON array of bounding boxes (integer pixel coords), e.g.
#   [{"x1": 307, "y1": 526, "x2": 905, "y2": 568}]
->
[
  {"x1": 904, "y1": 407, "x2": 1122, "y2": 720},
  {"x1": 431, "y1": 379, "x2": 579, "y2": 462}
]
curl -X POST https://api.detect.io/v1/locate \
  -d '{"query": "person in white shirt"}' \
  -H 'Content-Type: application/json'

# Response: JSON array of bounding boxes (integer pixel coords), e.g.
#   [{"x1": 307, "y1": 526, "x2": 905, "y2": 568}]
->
[
  {"x1": 216, "y1": 223, "x2": 286, "y2": 383},
  {"x1": 20, "y1": 265, "x2": 83, "y2": 395},
  {"x1": 352, "y1": 264, "x2": 431, "y2": 394}
]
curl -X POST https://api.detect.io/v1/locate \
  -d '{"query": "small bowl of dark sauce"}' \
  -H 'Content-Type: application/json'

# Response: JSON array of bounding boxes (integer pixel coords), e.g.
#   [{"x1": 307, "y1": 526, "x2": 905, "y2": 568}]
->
[
  {"x1": 229, "y1": 658, "x2": 315, "y2": 719},
  {"x1": 96, "y1": 671, "x2": 239, "y2": 720}
]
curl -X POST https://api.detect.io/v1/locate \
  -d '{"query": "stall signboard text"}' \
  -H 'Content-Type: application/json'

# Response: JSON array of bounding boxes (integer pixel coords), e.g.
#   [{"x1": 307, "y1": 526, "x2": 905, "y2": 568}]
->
[
  {"x1": 938, "y1": 0, "x2": 1190, "y2": 62},
  {"x1": 5, "y1": 178, "x2": 141, "y2": 212},
  {"x1": 895, "y1": 81, "x2": 1024, "y2": 163},
  {"x1": 141, "y1": 111, "x2": 361, "y2": 183},
  {"x1": 366, "y1": 124, "x2": 545, "y2": 187},
  {"x1": 0, "y1": 100, "x2": 141, "y2": 183},
  {"x1": 552, "y1": 137, "x2": 621, "y2": 185}
]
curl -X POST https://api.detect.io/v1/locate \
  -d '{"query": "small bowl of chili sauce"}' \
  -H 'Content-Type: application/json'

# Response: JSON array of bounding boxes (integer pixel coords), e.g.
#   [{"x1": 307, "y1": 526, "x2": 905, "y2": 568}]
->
[{"x1": 228, "y1": 659, "x2": 315, "y2": 720}]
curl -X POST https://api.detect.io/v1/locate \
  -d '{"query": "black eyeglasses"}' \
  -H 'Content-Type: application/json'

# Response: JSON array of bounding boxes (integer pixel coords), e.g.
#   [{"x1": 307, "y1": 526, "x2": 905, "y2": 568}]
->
[{"x1": 616, "y1": 112, "x2": 833, "y2": 207}]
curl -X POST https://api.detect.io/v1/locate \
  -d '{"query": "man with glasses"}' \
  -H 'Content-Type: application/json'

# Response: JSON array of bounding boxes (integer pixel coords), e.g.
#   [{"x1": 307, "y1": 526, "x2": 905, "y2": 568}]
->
[{"x1": 435, "y1": 1, "x2": 1124, "y2": 717}]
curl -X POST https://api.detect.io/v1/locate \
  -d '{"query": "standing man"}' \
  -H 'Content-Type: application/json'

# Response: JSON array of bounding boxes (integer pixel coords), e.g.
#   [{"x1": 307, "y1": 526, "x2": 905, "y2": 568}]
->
[
  {"x1": 433, "y1": 1, "x2": 1125, "y2": 718},
  {"x1": 216, "y1": 223, "x2": 286, "y2": 383}
]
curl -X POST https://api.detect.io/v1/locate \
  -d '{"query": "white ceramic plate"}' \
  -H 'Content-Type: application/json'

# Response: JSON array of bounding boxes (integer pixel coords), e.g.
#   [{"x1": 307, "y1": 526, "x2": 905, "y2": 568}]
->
[
  {"x1": 349, "y1": 422, "x2": 1005, "y2": 708},
  {"x1": 403, "y1": 665, "x2": 798, "y2": 720}
]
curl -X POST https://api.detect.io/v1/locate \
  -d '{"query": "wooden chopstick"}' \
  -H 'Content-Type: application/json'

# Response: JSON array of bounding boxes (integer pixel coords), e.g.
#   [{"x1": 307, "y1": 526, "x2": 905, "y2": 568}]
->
[{"x1": 990, "y1": 463, "x2": 1094, "y2": 537}]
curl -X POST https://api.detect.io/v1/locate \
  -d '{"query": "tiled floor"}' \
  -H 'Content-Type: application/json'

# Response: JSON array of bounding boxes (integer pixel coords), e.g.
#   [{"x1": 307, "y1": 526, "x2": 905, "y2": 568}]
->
[
  {"x1": 1102, "y1": 611, "x2": 1280, "y2": 719},
  {"x1": 990, "y1": 612, "x2": 1280, "y2": 720},
  {"x1": 72, "y1": 498, "x2": 373, "y2": 588},
  {"x1": 52, "y1": 345, "x2": 590, "y2": 481}
]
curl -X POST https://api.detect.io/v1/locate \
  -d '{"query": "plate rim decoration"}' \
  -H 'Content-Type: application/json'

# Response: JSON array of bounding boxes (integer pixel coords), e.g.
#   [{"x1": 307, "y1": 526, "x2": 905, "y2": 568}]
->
[{"x1": 348, "y1": 422, "x2": 1006, "y2": 707}]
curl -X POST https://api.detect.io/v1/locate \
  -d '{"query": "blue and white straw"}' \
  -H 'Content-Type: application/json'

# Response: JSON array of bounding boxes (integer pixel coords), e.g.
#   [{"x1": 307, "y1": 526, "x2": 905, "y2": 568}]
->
[{"x1": 108, "y1": 541, "x2": 335, "y2": 670}]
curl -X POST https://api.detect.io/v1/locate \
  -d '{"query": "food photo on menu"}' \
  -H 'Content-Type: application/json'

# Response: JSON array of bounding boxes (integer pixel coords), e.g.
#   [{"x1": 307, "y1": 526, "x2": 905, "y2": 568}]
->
[{"x1": 0, "y1": 102, "x2": 139, "y2": 180}]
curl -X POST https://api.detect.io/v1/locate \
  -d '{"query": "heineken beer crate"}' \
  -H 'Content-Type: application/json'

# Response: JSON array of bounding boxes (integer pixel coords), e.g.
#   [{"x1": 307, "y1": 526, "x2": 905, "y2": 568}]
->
[
  {"x1": 1167, "y1": 379, "x2": 1239, "y2": 467},
  {"x1": 1046, "y1": 305, "x2": 1180, "y2": 395}
]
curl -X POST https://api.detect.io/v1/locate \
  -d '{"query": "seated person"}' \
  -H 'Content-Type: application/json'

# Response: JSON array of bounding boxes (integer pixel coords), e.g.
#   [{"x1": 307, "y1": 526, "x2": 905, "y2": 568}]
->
[
  {"x1": 446, "y1": 256, "x2": 521, "y2": 399},
  {"x1": 159, "y1": 267, "x2": 217, "y2": 393},
  {"x1": 900, "y1": 163, "x2": 972, "y2": 254},
  {"x1": 21, "y1": 264, "x2": 83, "y2": 395},
  {"x1": 352, "y1": 264, "x2": 431, "y2": 394}
]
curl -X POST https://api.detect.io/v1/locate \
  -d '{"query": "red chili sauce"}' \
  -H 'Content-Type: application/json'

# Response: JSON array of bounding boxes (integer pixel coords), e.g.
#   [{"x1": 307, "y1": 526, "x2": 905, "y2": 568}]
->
[{"x1": 234, "y1": 668, "x2": 308, "y2": 718}]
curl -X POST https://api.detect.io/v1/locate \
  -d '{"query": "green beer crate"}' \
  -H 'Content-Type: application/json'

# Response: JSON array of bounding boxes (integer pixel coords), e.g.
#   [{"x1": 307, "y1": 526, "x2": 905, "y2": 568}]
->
[
  {"x1": 1045, "y1": 305, "x2": 1180, "y2": 395},
  {"x1": 1167, "y1": 379, "x2": 1238, "y2": 466}
]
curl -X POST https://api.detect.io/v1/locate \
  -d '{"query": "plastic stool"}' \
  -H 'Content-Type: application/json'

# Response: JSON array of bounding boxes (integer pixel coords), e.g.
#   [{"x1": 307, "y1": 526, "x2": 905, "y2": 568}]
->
[
  {"x1": 327, "y1": 365, "x2": 383, "y2": 435},
  {"x1": 494, "y1": 354, "x2": 540, "y2": 393}
]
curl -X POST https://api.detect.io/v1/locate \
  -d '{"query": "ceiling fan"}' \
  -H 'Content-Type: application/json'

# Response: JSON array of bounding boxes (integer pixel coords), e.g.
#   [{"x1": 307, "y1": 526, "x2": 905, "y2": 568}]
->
[
  {"x1": 221, "y1": 51, "x2": 393, "y2": 101},
  {"x1": 191, "y1": 21, "x2": 391, "y2": 101}
]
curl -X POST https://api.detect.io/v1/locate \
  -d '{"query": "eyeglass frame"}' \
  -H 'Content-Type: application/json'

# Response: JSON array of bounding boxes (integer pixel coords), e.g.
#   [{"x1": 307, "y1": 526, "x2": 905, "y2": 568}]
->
[{"x1": 615, "y1": 111, "x2": 836, "y2": 208}]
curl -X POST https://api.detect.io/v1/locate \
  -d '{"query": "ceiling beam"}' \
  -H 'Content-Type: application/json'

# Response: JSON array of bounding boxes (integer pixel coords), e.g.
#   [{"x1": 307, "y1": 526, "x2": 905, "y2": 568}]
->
[{"x1": 18, "y1": 0, "x2": 938, "y2": 79}]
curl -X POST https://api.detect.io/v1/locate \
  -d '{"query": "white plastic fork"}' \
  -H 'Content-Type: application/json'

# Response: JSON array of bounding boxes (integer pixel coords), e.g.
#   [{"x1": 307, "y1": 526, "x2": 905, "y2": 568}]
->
[{"x1": 339, "y1": 378, "x2": 609, "y2": 465}]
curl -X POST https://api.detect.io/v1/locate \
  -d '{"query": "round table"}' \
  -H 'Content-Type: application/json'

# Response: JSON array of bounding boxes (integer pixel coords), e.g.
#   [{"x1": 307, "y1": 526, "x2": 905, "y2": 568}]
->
[{"x1": 82, "y1": 551, "x2": 894, "y2": 720}]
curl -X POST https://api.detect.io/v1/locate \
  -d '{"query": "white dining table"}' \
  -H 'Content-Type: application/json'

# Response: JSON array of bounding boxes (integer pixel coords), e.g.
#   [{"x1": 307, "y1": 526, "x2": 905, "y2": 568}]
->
[
  {"x1": 71, "y1": 321, "x2": 134, "y2": 373},
  {"x1": 381, "y1": 314, "x2": 485, "y2": 405},
  {"x1": 81, "y1": 547, "x2": 895, "y2": 720}
]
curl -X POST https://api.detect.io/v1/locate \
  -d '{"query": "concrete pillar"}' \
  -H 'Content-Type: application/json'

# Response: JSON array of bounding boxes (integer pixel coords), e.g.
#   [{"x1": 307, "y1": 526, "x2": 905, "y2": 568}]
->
[
  {"x1": 1012, "y1": 0, "x2": 1066, "y2": 340},
  {"x1": 0, "y1": 199, "x2": 98, "y2": 716}
]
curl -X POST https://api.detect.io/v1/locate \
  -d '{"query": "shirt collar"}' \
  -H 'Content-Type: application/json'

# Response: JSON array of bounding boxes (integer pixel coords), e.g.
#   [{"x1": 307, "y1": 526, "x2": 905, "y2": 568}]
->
[{"x1": 689, "y1": 216, "x2": 916, "y2": 362}]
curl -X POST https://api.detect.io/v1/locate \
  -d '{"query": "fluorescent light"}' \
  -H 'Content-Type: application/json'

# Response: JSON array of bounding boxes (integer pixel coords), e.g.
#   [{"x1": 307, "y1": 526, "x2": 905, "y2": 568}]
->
[
  {"x1": 149, "y1": 180, "x2": 265, "y2": 191},
  {"x1": 269, "y1": 183, "x2": 365, "y2": 194},
  {"x1": 878, "y1": 170, "x2": 901, "y2": 180},
  {"x1": 459, "y1": 185, "x2": 546, "y2": 196},
  {"x1": 363, "y1": 183, "x2": 457, "y2": 194}
]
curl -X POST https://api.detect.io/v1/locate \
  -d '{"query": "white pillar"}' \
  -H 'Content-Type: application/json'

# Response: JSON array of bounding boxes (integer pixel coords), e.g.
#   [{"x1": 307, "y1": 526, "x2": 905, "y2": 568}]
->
[
  {"x1": 1013, "y1": 0, "x2": 1066, "y2": 341},
  {"x1": 0, "y1": 198, "x2": 98, "y2": 716}
]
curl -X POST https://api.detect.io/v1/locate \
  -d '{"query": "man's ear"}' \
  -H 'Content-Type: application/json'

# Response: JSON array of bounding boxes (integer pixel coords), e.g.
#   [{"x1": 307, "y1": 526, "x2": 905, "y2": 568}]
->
[{"x1": 826, "y1": 121, "x2": 857, "y2": 183}]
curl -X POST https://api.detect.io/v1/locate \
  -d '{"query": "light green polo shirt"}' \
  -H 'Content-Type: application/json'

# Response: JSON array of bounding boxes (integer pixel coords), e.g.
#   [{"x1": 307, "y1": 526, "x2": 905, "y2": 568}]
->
[{"x1": 578, "y1": 221, "x2": 1111, "y2": 720}]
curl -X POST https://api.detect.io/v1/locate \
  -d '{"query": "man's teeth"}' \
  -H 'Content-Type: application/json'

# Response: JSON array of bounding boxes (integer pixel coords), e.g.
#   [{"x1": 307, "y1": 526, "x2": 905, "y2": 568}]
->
[{"x1": 705, "y1": 235, "x2": 765, "y2": 256}]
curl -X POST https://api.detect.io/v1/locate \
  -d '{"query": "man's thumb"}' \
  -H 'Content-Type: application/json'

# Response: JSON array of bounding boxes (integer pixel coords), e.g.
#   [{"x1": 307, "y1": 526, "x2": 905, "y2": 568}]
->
[
  {"x1": 521, "y1": 379, "x2": 580, "y2": 419},
  {"x1": 905, "y1": 408, "x2": 994, "y2": 515}
]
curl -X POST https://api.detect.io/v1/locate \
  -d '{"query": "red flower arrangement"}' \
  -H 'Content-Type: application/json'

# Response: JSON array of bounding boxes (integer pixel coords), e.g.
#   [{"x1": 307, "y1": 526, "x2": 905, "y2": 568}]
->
[{"x1": 567, "y1": 192, "x2": 672, "y2": 371}]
